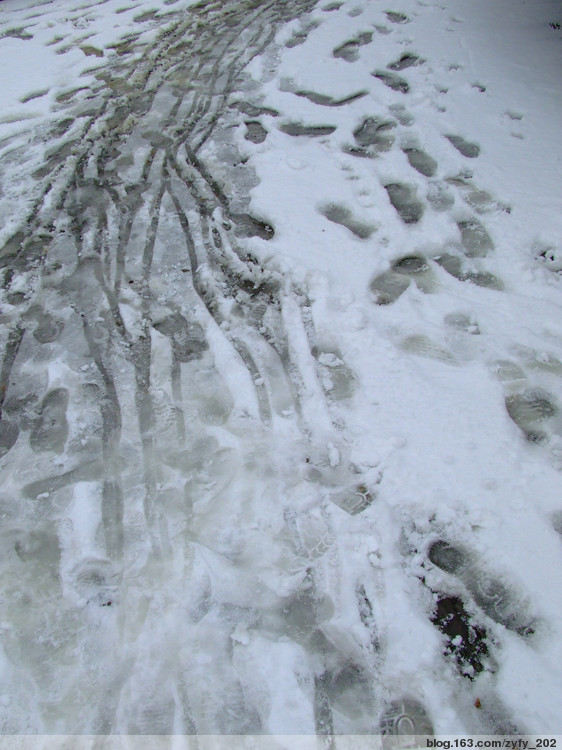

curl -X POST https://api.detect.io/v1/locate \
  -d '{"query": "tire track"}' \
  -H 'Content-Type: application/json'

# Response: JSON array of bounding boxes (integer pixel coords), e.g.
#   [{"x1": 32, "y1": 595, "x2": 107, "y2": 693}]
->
[{"x1": 0, "y1": 0, "x2": 341, "y2": 733}]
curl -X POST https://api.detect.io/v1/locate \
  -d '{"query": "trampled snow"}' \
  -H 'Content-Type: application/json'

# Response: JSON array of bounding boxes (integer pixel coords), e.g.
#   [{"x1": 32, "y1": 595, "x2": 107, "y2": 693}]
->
[{"x1": 0, "y1": 0, "x2": 561, "y2": 738}]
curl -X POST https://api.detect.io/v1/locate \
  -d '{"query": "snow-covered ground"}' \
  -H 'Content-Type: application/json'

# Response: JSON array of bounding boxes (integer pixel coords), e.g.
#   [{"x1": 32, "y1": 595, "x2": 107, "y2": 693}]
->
[{"x1": 0, "y1": 0, "x2": 561, "y2": 738}]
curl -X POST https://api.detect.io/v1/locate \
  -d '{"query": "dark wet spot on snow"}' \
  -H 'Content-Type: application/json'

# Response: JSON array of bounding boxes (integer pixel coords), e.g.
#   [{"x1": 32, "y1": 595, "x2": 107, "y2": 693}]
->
[{"x1": 431, "y1": 593, "x2": 490, "y2": 678}]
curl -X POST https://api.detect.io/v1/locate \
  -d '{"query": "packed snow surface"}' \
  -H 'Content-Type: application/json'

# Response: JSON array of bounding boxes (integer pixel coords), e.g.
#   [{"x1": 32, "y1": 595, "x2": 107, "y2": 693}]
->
[{"x1": 0, "y1": 0, "x2": 561, "y2": 737}]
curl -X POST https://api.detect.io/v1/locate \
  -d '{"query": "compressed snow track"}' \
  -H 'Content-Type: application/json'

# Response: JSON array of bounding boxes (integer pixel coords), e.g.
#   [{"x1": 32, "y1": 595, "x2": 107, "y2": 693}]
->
[{"x1": 1, "y1": 0, "x2": 562, "y2": 737}]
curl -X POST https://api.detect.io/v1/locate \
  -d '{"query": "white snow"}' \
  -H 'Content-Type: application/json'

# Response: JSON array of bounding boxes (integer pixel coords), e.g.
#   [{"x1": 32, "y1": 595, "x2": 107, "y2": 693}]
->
[{"x1": 0, "y1": 0, "x2": 562, "y2": 738}]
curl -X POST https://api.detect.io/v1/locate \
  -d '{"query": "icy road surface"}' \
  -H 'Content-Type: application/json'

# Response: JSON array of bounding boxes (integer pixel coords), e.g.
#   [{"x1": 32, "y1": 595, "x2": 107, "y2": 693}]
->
[{"x1": 0, "y1": 0, "x2": 562, "y2": 736}]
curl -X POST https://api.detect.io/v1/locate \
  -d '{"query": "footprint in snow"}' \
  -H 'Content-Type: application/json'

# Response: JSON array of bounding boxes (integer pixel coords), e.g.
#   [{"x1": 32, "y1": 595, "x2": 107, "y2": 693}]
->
[
  {"x1": 445, "y1": 134, "x2": 480, "y2": 158},
  {"x1": 400, "y1": 334, "x2": 457, "y2": 364},
  {"x1": 446, "y1": 176, "x2": 503, "y2": 214},
  {"x1": 457, "y1": 218, "x2": 494, "y2": 257},
  {"x1": 0, "y1": 420, "x2": 19, "y2": 458},
  {"x1": 30, "y1": 388, "x2": 69, "y2": 454},
  {"x1": 279, "y1": 122, "x2": 337, "y2": 137},
  {"x1": 244, "y1": 121, "x2": 267, "y2": 143},
  {"x1": 403, "y1": 146, "x2": 438, "y2": 177},
  {"x1": 351, "y1": 116, "x2": 397, "y2": 154},
  {"x1": 433, "y1": 252, "x2": 503, "y2": 290},
  {"x1": 428, "y1": 539, "x2": 536, "y2": 636},
  {"x1": 285, "y1": 19, "x2": 321, "y2": 48},
  {"x1": 329, "y1": 483, "x2": 377, "y2": 514},
  {"x1": 313, "y1": 348, "x2": 358, "y2": 401},
  {"x1": 444, "y1": 312, "x2": 480, "y2": 335},
  {"x1": 231, "y1": 101, "x2": 279, "y2": 117},
  {"x1": 372, "y1": 70, "x2": 410, "y2": 93},
  {"x1": 370, "y1": 254, "x2": 433, "y2": 305},
  {"x1": 387, "y1": 53, "x2": 423, "y2": 71},
  {"x1": 384, "y1": 182, "x2": 424, "y2": 223},
  {"x1": 389, "y1": 103, "x2": 414, "y2": 126},
  {"x1": 534, "y1": 243, "x2": 562, "y2": 274},
  {"x1": 1, "y1": 27, "x2": 33, "y2": 41},
  {"x1": 319, "y1": 203, "x2": 376, "y2": 239},
  {"x1": 333, "y1": 31, "x2": 373, "y2": 62},
  {"x1": 505, "y1": 388, "x2": 558, "y2": 444},
  {"x1": 283, "y1": 80, "x2": 368, "y2": 107},
  {"x1": 426, "y1": 182, "x2": 455, "y2": 211},
  {"x1": 385, "y1": 11, "x2": 410, "y2": 24},
  {"x1": 493, "y1": 353, "x2": 562, "y2": 447},
  {"x1": 379, "y1": 697, "x2": 434, "y2": 736},
  {"x1": 33, "y1": 314, "x2": 65, "y2": 344},
  {"x1": 19, "y1": 88, "x2": 50, "y2": 104}
]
